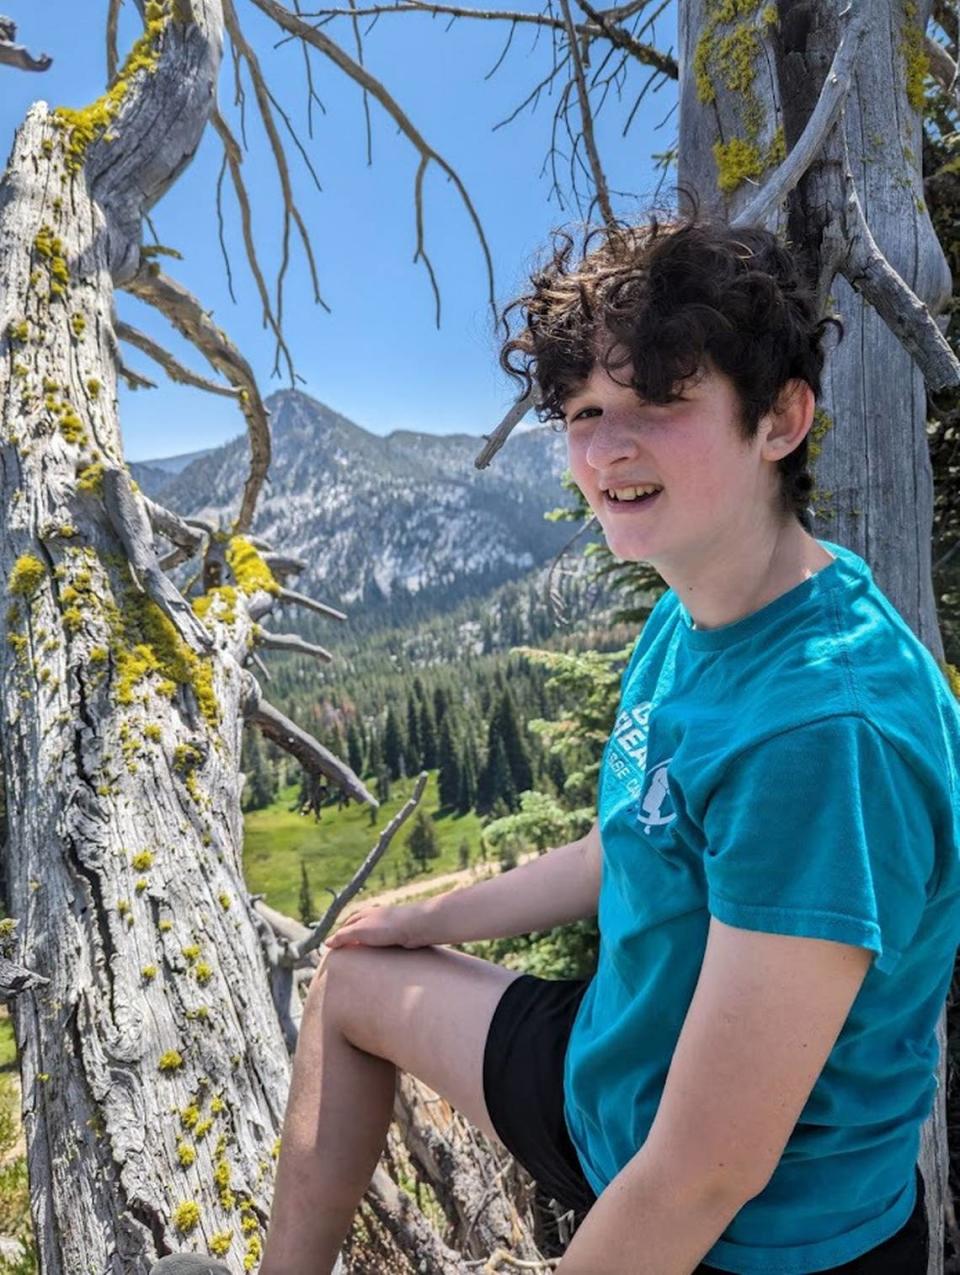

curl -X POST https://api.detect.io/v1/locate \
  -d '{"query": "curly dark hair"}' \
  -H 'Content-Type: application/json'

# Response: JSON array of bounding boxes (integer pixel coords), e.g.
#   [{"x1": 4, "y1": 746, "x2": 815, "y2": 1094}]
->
[{"x1": 499, "y1": 214, "x2": 843, "y2": 528}]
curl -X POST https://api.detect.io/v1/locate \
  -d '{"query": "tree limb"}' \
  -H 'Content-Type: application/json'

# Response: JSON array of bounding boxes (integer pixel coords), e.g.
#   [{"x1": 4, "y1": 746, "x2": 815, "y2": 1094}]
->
[
  {"x1": 839, "y1": 138, "x2": 960, "y2": 393},
  {"x1": 255, "y1": 629, "x2": 334, "y2": 661},
  {"x1": 247, "y1": 0, "x2": 498, "y2": 321},
  {"x1": 733, "y1": 6, "x2": 868, "y2": 230},
  {"x1": 0, "y1": 17, "x2": 51, "y2": 72},
  {"x1": 559, "y1": 0, "x2": 615, "y2": 226},
  {"x1": 0, "y1": 956, "x2": 49, "y2": 1000},
  {"x1": 277, "y1": 586, "x2": 347, "y2": 621},
  {"x1": 106, "y1": 0, "x2": 121, "y2": 81},
  {"x1": 249, "y1": 697, "x2": 378, "y2": 807},
  {"x1": 293, "y1": 1, "x2": 677, "y2": 77},
  {"x1": 474, "y1": 389, "x2": 536, "y2": 469},
  {"x1": 264, "y1": 553, "x2": 308, "y2": 578},
  {"x1": 115, "y1": 319, "x2": 243, "y2": 400},
  {"x1": 141, "y1": 497, "x2": 207, "y2": 555},
  {"x1": 296, "y1": 772, "x2": 428, "y2": 957},
  {"x1": 122, "y1": 263, "x2": 271, "y2": 534},
  {"x1": 101, "y1": 467, "x2": 215, "y2": 653}
]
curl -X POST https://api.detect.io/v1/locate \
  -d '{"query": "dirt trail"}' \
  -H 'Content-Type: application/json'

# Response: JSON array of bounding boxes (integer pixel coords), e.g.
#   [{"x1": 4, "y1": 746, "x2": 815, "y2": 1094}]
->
[{"x1": 340, "y1": 851, "x2": 539, "y2": 918}]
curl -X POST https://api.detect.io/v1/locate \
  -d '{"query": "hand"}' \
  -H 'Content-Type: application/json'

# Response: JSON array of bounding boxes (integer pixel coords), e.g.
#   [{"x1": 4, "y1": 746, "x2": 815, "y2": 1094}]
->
[{"x1": 324, "y1": 903, "x2": 433, "y2": 950}]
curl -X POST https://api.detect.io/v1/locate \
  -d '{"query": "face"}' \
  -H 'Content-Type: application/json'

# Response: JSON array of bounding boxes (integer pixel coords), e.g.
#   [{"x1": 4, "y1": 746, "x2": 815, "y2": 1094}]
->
[{"x1": 562, "y1": 359, "x2": 782, "y2": 574}]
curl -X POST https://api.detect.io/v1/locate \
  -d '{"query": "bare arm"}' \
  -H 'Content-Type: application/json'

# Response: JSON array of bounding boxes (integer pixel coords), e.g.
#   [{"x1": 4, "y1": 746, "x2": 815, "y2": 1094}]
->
[{"x1": 326, "y1": 821, "x2": 601, "y2": 950}]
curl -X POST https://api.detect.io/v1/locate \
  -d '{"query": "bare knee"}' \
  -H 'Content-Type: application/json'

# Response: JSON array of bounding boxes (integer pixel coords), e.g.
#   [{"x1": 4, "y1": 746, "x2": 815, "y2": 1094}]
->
[{"x1": 304, "y1": 945, "x2": 395, "y2": 1051}]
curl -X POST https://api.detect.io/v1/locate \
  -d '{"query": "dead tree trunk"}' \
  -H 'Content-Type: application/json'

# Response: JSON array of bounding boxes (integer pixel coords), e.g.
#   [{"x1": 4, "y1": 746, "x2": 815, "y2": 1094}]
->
[
  {"x1": 678, "y1": 2, "x2": 955, "y2": 1269},
  {"x1": 0, "y1": 6, "x2": 301, "y2": 1269}
]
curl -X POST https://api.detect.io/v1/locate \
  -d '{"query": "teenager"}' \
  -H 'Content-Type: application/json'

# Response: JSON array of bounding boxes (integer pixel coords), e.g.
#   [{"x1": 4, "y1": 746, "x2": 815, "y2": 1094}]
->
[{"x1": 154, "y1": 217, "x2": 960, "y2": 1274}]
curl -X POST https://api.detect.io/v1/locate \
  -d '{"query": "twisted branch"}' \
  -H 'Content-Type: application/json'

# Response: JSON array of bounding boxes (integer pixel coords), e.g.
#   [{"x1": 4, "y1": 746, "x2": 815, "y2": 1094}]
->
[
  {"x1": 115, "y1": 320, "x2": 244, "y2": 400},
  {"x1": 122, "y1": 264, "x2": 271, "y2": 535},
  {"x1": 559, "y1": 0, "x2": 615, "y2": 226},
  {"x1": 255, "y1": 629, "x2": 334, "y2": 661},
  {"x1": 248, "y1": 696, "x2": 378, "y2": 807},
  {"x1": 277, "y1": 586, "x2": 348, "y2": 621}
]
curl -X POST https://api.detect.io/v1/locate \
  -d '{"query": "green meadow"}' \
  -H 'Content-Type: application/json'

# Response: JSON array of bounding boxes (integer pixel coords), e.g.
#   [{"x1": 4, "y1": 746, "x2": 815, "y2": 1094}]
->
[{"x1": 242, "y1": 772, "x2": 487, "y2": 921}]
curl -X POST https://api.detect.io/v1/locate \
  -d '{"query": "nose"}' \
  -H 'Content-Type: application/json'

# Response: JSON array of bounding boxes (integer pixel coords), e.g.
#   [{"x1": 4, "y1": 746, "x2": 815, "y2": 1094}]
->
[{"x1": 584, "y1": 411, "x2": 639, "y2": 470}]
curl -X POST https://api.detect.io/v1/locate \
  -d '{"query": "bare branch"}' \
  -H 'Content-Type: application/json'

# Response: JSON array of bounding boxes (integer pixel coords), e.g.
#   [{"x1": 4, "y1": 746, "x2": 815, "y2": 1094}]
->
[
  {"x1": 249, "y1": 697, "x2": 378, "y2": 807},
  {"x1": 107, "y1": 0, "x2": 121, "y2": 81},
  {"x1": 0, "y1": 17, "x2": 51, "y2": 72},
  {"x1": 263, "y1": 553, "x2": 308, "y2": 578},
  {"x1": 101, "y1": 467, "x2": 214, "y2": 653},
  {"x1": 122, "y1": 264, "x2": 271, "y2": 535},
  {"x1": 296, "y1": 772, "x2": 428, "y2": 957},
  {"x1": 115, "y1": 320, "x2": 244, "y2": 400},
  {"x1": 0, "y1": 955, "x2": 49, "y2": 1000},
  {"x1": 141, "y1": 496, "x2": 207, "y2": 555},
  {"x1": 733, "y1": 7, "x2": 868, "y2": 230},
  {"x1": 116, "y1": 360, "x2": 157, "y2": 392},
  {"x1": 840, "y1": 143, "x2": 960, "y2": 393},
  {"x1": 211, "y1": 108, "x2": 297, "y2": 383},
  {"x1": 249, "y1": 651, "x2": 273, "y2": 681},
  {"x1": 277, "y1": 586, "x2": 348, "y2": 621},
  {"x1": 926, "y1": 33, "x2": 960, "y2": 112},
  {"x1": 255, "y1": 629, "x2": 334, "y2": 661},
  {"x1": 222, "y1": 0, "x2": 328, "y2": 377},
  {"x1": 474, "y1": 388, "x2": 536, "y2": 469},
  {"x1": 248, "y1": 0, "x2": 498, "y2": 321},
  {"x1": 559, "y1": 0, "x2": 615, "y2": 226},
  {"x1": 291, "y1": 1, "x2": 677, "y2": 76}
]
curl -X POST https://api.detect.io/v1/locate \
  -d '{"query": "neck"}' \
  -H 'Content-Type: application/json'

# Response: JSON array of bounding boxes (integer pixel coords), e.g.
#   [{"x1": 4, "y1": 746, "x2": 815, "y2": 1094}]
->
[{"x1": 661, "y1": 515, "x2": 834, "y2": 632}]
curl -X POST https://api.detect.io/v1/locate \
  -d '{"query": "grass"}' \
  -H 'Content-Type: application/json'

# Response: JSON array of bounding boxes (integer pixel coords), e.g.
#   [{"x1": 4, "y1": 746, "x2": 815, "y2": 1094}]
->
[{"x1": 242, "y1": 771, "x2": 489, "y2": 921}]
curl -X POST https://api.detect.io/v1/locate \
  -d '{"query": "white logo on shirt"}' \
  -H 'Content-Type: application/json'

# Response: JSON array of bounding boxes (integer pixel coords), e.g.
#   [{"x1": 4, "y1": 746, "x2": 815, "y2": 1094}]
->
[{"x1": 637, "y1": 758, "x2": 676, "y2": 834}]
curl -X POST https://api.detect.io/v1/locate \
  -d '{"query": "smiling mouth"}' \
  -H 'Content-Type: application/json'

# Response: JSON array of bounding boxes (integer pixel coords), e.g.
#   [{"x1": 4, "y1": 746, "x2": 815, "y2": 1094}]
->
[{"x1": 602, "y1": 487, "x2": 663, "y2": 511}]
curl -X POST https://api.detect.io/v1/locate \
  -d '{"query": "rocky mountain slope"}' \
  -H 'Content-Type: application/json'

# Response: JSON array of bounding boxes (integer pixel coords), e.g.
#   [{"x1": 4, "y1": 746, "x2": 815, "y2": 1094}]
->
[{"x1": 133, "y1": 390, "x2": 578, "y2": 626}]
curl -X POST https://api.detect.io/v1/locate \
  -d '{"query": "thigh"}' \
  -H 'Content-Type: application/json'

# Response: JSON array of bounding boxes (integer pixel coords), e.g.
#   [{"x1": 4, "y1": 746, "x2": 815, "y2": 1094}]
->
[{"x1": 315, "y1": 944, "x2": 522, "y2": 1143}]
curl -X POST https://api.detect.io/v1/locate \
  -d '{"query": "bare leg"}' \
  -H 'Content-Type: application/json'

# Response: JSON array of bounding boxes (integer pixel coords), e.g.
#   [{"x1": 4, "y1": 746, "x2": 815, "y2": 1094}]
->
[{"x1": 260, "y1": 944, "x2": 521, "y2": 1275}]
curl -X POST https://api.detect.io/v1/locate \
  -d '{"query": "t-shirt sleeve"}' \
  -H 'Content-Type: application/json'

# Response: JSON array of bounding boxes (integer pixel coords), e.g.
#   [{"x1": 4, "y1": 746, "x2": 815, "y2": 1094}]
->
[{"x1": 701, "y1": 716, "x2": 935, "y2": 975}]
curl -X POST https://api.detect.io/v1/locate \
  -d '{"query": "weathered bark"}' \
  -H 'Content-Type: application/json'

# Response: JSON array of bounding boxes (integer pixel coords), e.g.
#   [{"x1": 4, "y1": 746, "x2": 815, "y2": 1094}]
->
[
  {"x1": 678, "y1": 2, "x2": 952, "y2": 1269},
  {"x1": 0, "y1": 5, "x2": 305, "y2": 1270}
]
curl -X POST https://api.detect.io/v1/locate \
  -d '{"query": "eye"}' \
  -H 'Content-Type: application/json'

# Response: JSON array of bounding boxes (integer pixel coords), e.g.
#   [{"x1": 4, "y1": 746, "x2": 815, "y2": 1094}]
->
[{"x1": 568, "y1": 406, "x2": 600, "y2": 423}]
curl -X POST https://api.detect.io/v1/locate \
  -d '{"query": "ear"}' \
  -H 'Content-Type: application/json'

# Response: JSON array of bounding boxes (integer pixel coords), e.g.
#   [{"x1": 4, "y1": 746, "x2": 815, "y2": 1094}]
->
[{"x1": 759, "y1": 379, "x2": 815, "y2": 462}]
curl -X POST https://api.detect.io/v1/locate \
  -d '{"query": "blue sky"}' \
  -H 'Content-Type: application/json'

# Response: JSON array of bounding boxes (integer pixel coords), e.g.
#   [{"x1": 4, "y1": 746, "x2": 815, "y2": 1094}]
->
[{"x1": 2, "y1": 2, "x2": 677, "y2": 460}]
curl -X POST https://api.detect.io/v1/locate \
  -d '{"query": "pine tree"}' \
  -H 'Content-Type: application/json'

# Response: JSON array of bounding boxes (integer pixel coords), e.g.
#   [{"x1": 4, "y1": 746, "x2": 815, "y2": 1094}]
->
[
  {"x1": 433, "y1": 684, "x2": 449, "y2": 733},
  {"x1": 496, "y1": 689, "x2": 534, "y2": 796},
  {"x1": 298, "y1": 858, "x2": 316, "y2": 927},
  {"x1": 419, "y1": 697, "x2": 438, "y2": 770},
  {"x1": 405, "y1": 809, "x2": 440, "y2": 872},
  {"x1": 437, "y1": 715, "x2": 461, "y2": 810},
  {"x1": 383, "y1": 706, "x2": 406, "y2": 781},
  {"x1": 405, "y1": 695, "x2": 422, "y2": 774},
  {"x1": 457, "y1": 735, "x2": 478, "y2": 815},
  {"x1": 346, "y1": 721, "x2": 364, "y2": 777},
  {"x1": 478, "y1": 734, "x2": 516, "y2": 814}
]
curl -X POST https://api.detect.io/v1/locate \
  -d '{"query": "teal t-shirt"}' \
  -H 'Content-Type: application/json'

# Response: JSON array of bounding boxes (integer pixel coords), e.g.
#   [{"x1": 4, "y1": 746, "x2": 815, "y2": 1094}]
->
[{"x1": 563, "y1": 541, "x2": 960, "y2": 1273}]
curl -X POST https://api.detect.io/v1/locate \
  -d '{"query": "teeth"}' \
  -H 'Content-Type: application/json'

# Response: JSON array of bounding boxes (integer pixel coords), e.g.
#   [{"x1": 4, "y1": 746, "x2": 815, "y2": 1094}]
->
[{"x1": 607, "y1": 484, "x2": 661, "y2": 501}]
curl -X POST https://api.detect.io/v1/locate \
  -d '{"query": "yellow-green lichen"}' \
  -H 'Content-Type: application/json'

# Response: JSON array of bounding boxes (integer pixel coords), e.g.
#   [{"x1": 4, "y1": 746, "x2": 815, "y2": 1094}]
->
[
  {"x1": 158, "y1": 1049, "x2": 184, "y2": 1072},
  {"x1": 131, "y1": 850, "x2": 155, "y2": 870},
  {"x1": 134, "y1": 877, "x2": 148, "y2": 894},
  {"x1": 114, "y1": 595, "x2": 219, "y2": 728},
  {"x1": 901, "y1": 0, "x2": 929, "y2": 113},
  {"x1": 8, "y1": 556, "x2": 46, "y2": 599},
  {"x1": 172, "y1": 1200, "x2": 200, "y2": 1235},
  {"x1": 77, "y1": 463, "x2": 103, "y2": 491},
  {"x1": 70, "y1": 313, "x2": 86, "y2": 339},
  {"x1": 173, "y1": 742, "x2": 205, "y2": 802},
  {"x1": 159, "y1": 918, "x2": 173, "y2": 933},
  {"x1": 191, "y1": 585, "x2": 239, "y2": 627},
  {"x1": 194, "y1": 1117, "x2": 213, "y2": 1139},
  {"x1": 90, "y1": 646, "x2": 108, "y2": 663},
  {"x1": 210, "y1": 1094, "x2": 226, "y2": 1114},
  {"x1": 808, "y1": 407, "x2": 833, "y2": 463},
  {"x1": 194, "y1": 962, "x2": 213, "y2": 985},
  {"x1": 53, "y1": 3, "x2": 173, "y2": 173},
  {"x1": 217, "y1": 893, "x2": 231, "y2": 911},
  {"x1": 181, "y1": 944, "x2": 201, "y2": 963},
  {"x1": 942, "y1": 662, "x2": 960, "y2": 700},
  {"x1": 209, "y1": 1231, "x2": 233, "y2": 1257},
  {"x1": 226, "y1": 537, "x2": 280, "y2": 596},
  {"x1": 86, "y1": 378, "x2": 102, "y2": 398},
  {"x1": 141, "y1": 964, "x2": 157, "y2": 981},
  {"x1": 713, "y1": 136, "x2": 764, "y2": 193},
  {"x1": 177, "y1": 1141, "x2": 196, "y2": 1168},
  {"x1": 9, "y1": 320, "x2": 30, "y2": 343}
]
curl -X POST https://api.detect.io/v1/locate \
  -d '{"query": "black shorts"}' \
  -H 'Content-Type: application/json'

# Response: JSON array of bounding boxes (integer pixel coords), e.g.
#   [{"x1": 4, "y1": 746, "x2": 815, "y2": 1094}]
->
[{"x1": 481, "y1": 974, "x2": 929, "y2": 1274}]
